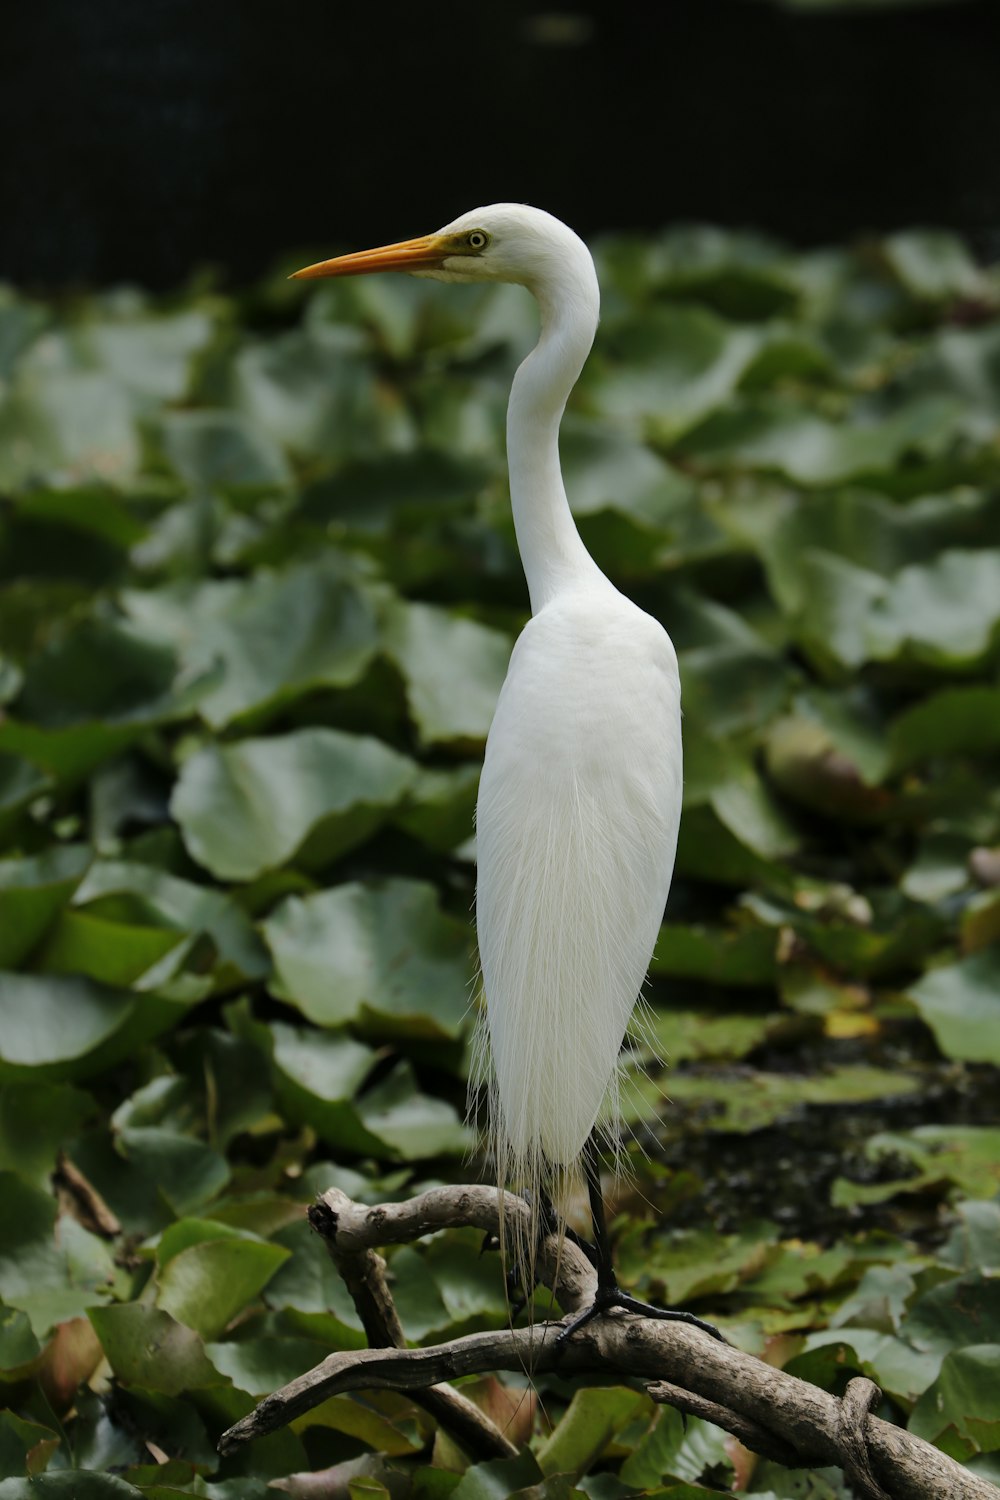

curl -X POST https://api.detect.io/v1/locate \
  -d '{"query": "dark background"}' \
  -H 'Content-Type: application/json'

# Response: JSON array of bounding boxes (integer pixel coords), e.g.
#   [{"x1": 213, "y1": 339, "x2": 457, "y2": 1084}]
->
[{"x1": 3, "y1": 0, "x2": 999, "y2": 291}]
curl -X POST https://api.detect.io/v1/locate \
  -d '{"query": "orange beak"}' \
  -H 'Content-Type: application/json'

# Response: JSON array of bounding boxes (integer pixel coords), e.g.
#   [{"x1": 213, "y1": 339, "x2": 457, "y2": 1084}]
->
[{"x1": 290, "y1": 233, "x2": 450, "y2": 280}]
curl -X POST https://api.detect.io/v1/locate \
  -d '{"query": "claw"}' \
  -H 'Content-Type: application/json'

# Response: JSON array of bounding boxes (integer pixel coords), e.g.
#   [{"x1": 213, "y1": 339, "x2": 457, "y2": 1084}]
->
[{"x1": 554, "y1": 1286, "x2": 727, "y2": 1347}]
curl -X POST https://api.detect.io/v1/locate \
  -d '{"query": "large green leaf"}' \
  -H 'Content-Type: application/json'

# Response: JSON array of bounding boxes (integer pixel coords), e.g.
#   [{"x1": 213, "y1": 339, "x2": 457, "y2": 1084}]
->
[
  {"x1": 158, "y1": 409, "x2": 291, "y2": 491},
  {"x1": 383, "y1": 600, "x2": 511, "y2": 746},
  {"x1": 15, "y1": 616, "x2": 196, "y2": 729},
  {"x1": 203, "y1": 1335, "x2": 329, "y2": 1395},
  {"x1": 88, "y1": 1304, "x2": 222, "y2": 1396},
  {"x1": 537, "y1": 1388, "x2": 648, "y2": 1479},
  {"x1": 155, "y1": 1236, "x2": 290, "y2": 1339},
  {"x1": 909, "y1": 1345, "x2": 1000, "y2": 1459},
  {"x1": 73, "y1": 859, "x2": 268, "y2": 984},
  {"x1": 0, "y1": 1174, "x2": 116, "y2": 1336},
  {"x1": 0, "y1": 372, "x2": 140, "y2": 490},
  {"x1": 676, "y1": 394, "x2": 962, "y2": 487},
  {"x1": 0, "y1": 1082, "x2": 94, "y2": 1188},
  {"x1": 593, "y1": 305, "x2": 762, "y2": 442},
  {"x1": 883, "y1": 230, "x2": 986, "y2": 302},
  {"x1": 123, "y1": 557, "x2": 379, "y2": 729},
  {"x1": 907, "y1": 950, "x2": 1000, "y2": 1063},
  {"x1": 833, "y1": 1127, "x2": 1000, "y2": 1206},
  {"x1": 264, "y1": 878, "x2": 471, "y2": 1037},
  {"x1": 68, "y1": 1121, "x2": 229, "y2": 1234},
  {"x1": 267, "y1": 1021, "x2": 386, "y2": 1155},
  {"x1": 171, "y1": 728, "x2": 416, "y2": 880},
  {"x1": 356, "y1": 1063, "x2": 469, "y2": 1159},
  {"x1": 0, "y1": 1478, "x2": 144, "y2": 1499},
  {"x1": 0, "y1": 974, "x2": 133, "y2": 1078},
  {"x1": 0, "y1": 844, "x2": 91, "y2": 967}
]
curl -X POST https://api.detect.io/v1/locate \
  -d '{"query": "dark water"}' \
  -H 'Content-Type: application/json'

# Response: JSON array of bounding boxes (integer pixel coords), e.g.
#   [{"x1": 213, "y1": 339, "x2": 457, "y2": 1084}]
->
[{"x1": 3, "y1": 0, "x2": 1000, "y2": 289}]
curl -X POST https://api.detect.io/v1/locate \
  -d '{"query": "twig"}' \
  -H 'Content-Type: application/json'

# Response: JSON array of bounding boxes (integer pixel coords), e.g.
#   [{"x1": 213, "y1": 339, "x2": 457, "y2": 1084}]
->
[
  {"x1": 218, "y1": 1184, "x2": 997, "y2": 1500},
  {"x1": 647, "y1": 1379, "x2": 801, "y2": 1468},
  {"x1": 838, "y1": 1377, "x2": 893, "y2": 1500},
  {"x1": 307, "y1": 1194, "x2": 516, "y2": 1462}
]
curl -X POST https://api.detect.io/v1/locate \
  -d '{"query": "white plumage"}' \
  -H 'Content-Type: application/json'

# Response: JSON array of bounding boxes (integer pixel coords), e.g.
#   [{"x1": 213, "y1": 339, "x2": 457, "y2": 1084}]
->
[
  {"x1": 474, "y1": 591, "x2": 681, "y2": 1199},
  {"x1": 292, "y1": 204, "x2": 684, "y2": 1310}
]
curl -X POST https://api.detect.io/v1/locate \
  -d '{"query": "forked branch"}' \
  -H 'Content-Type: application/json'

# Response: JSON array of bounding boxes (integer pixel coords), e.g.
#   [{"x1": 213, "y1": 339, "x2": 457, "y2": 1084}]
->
[{"x1": 218, "y1": 1184, "x2": 995, "y2": 1500}]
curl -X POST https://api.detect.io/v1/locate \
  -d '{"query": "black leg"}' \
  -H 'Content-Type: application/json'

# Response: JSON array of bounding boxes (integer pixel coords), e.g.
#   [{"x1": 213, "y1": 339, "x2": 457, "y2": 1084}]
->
[
  {"x1": 481, "y1": 1183, "x2": 600, "y2": 1318},
  {"x1": 553, "y1": 1134, "x2": 727, "y2": 1346},
  {"x1": 481, "y1": 1186, "x2": 576, "y2": 1318}
]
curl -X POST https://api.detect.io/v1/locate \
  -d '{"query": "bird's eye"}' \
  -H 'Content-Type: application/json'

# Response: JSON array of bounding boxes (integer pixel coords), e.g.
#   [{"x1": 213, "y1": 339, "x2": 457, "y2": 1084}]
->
[{"x1": 467, "y1": 230, "x2": 490, "y2": 250}]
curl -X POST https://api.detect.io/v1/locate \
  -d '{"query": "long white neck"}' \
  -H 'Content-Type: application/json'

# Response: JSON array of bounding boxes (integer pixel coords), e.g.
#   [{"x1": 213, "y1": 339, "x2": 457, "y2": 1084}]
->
[{"x1": 507, "y1": 261, "x2": 606, "y2": 614}]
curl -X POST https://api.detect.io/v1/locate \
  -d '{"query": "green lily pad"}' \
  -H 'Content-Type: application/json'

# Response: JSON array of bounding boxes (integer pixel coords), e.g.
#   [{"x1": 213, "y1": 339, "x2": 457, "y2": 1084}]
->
[
  {"x1": 594, "y1": 304, "x2": 762, "y2": 443},
  {"x1": 203, "y1": 1335, "x2": 328, "y2": 1395},
  {"x1": 0, "y1": 843, "x2": 91, "y2": 967},
  {"x1": 0, "y1": 1306, "x2": 42, "y2": 1373},
  {"x1": 658, "y1": 1066, "x2": 921, "y2": 1134},
  {"x1": 15, "y1": 616, "x2": 195, "y2": 730},
  {"x1": 0, "y1": 1082, "x2": 94, "y2": 1188},
  {"x1": 67, "y1": 1120, "x2": 229, "y2": 1236},
  {"x1": 395, "y1": 763, "x2": 480, "y2": 852},
  {"x1": 171, "y1": 727, "x2": 416, "y2": 881},
  {"x1": 537, "y1": 1388, "x2": 648, "y2": 1480},
  {"x1": 262, "y1": 1219, "x2": 366, "y2": 1339},
  {"x1": 0, "y1": 1409, "x2": 59, "y2": 1480},
  {"x1": 0, "y1": 974, "x2": 132, "y2": 1078},
  {"x1": 357, "y1": 1063, "x2": 469, "y2": 1159},
  {"x1": 88, "y1": 1304, "x2": 222, "y2": 1395},
  {"x1": 0, "y1": 371, "x2": 140, "y2": 490},
  {"x1": 73, "y1": 859, "x2": 268, "y2": 984},
  {"x1": 263, "y1": 878, "x2": 471, "y2": 1038},
  {"x1": 159, "y1": 409, "x2": 291, "y2": 491},
  {"x1": 123, "y1": 557, "x2": 380, "y2": 729},
  {"x1": 0, "y1": 753, "x2": 50, "y2": 834},
  {"x1": 651, "y1": 923, "x2": 777, "y2": 986},
  {"x1": 909, "y1": 1344, "x2": 1000, "y2": 1459},
  {"x1": 833, "y1": 1126, "x2": 1000, "y2": 1207},
  {"x1": 267, "y1": 1021, "x2": 385, "y2": 1155},
  {"x1": 908, "y1": 950, "x2": 1000, "y2": 1063},
  {"x1": 0, "y1": 1174, "x2": 116, "y2": 1336},
  {"x1": 155, "y1": 1236, "x2": 290, "y2": 1339},
  {"x1": 0, "y1": 1478, "x2": 144, "y2": 1499},
  {"x1": 384, "y1": 600, "x2": 511, "y2": 747},
  {"x1": 883, "y1": 230, "x2": 986, "y2": 302}
]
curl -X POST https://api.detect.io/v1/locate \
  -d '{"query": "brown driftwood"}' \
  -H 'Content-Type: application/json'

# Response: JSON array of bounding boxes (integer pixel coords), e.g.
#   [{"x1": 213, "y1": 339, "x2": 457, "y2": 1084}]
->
[{"x1": 218, "y1": 1184, "x2": 997, "y2": 1499}]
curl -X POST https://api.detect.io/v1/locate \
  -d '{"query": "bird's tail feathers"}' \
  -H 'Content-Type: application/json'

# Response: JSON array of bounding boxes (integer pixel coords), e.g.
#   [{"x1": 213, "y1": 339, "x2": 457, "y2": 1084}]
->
[{"x1": 468, "y1": 1000, "x2": 660, "y2": 1317}]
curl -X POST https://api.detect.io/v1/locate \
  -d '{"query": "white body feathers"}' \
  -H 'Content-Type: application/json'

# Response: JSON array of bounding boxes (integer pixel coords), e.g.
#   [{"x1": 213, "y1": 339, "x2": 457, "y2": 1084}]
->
[
  {"x1": 291, "y1": 204, "x2": 683, "y2": 1249},
  {"x1": 442, "y1": 206, "x2": 683, "y2": 1215},
  {"x1": 476, "y1": 590, "x2": 681, "y2": 1187}
]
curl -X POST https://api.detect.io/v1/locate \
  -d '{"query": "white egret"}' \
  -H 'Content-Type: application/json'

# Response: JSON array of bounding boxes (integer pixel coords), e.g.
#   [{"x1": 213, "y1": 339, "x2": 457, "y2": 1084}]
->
[{"x1": 293, "y1": 206, "x2": 720, "y2": 1343}]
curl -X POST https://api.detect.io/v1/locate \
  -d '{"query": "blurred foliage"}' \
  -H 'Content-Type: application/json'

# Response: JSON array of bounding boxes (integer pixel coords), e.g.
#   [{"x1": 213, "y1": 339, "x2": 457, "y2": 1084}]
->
[{"x1": 0, "y1": 223, "x2": 998, "y2": 1496}]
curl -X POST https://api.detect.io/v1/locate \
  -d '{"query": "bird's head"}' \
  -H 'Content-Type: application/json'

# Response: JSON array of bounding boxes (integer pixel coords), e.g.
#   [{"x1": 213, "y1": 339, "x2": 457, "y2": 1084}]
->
[{"x1": 291, "y1": 203, "x2": 593, "y2": 299}]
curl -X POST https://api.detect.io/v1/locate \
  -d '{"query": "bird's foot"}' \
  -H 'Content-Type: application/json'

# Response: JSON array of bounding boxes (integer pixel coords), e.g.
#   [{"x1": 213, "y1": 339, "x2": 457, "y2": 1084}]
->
[{"x1": 554, "y1": 1281, "x2": 726, "y2": 1347}]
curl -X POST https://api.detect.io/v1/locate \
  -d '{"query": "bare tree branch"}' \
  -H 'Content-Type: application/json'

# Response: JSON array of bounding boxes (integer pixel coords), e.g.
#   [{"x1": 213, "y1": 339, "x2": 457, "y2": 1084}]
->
[
  {"x1": 218, "y1": 1184, "x2": 997, "y2": 1500},
  {"x1": 306, "y1": 1194, "x2": 516, "y2": 1462}
]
